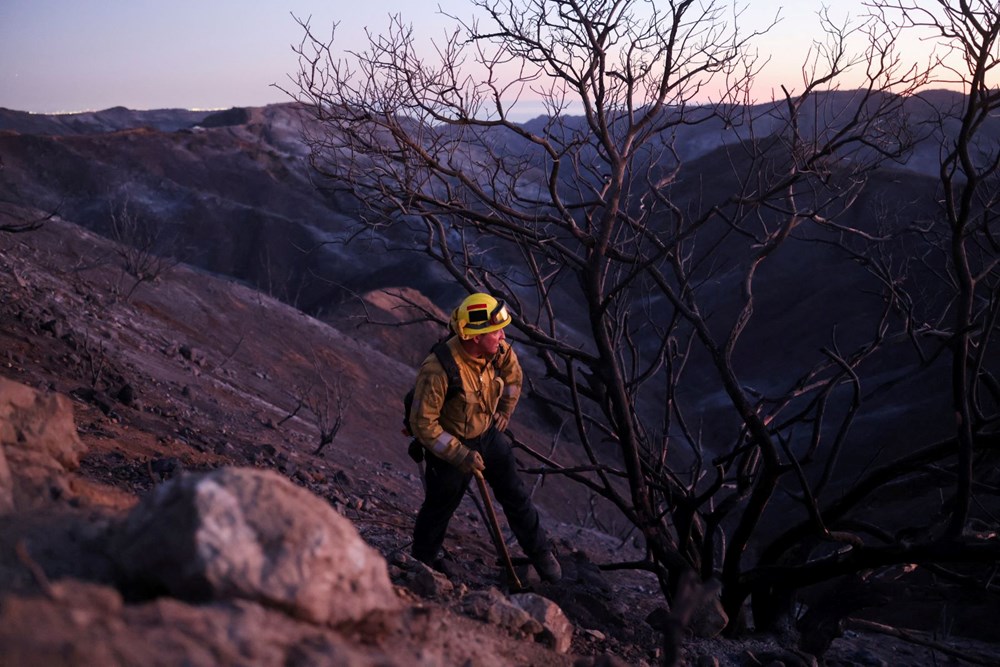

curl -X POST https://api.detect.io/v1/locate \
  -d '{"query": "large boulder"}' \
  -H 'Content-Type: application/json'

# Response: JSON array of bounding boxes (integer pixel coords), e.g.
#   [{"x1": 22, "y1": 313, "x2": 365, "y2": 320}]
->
[
  {"x1": 109, "y1": 467, "x2": 400, "y2": 626},
  {"x1": 0, "y1": 376, "x2": 86, "y2": 511}
]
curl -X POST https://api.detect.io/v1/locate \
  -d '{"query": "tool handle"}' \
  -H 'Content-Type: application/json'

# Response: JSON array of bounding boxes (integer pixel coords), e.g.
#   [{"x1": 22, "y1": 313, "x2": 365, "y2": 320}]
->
[{"x1": 474, "y1": 470, "x2": 524, "y2": 591}]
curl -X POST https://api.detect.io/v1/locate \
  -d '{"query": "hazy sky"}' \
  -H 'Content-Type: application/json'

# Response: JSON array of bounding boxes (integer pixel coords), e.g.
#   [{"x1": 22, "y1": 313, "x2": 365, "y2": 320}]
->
[{"x1": 1, "y1": 0, "x2": 936, "y2": 119}]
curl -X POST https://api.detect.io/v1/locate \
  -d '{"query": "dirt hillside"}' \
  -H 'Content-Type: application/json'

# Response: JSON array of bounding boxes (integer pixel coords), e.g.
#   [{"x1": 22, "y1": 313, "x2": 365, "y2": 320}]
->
[{"x1": 1, "y1": 215, "x2": 999, "y2": 666}]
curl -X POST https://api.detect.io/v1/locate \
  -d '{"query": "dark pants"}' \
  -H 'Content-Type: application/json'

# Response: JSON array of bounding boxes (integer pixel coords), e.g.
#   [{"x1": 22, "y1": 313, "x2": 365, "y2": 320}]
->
[{"x1": 411, "y1": 427, "x2": 551, "y2": 564}]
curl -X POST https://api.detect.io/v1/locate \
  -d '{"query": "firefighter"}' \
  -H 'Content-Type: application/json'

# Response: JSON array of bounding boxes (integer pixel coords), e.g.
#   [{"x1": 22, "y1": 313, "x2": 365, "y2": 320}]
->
[{"x1": 408, "y1": 293, "x2": 561, "y2": 582}]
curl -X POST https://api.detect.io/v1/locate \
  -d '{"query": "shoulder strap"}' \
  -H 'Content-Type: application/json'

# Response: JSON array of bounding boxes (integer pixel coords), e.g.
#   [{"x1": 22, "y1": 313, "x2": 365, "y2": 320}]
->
[{"x1": 432, "y1": 340, "x2": 463, "y2": 400}]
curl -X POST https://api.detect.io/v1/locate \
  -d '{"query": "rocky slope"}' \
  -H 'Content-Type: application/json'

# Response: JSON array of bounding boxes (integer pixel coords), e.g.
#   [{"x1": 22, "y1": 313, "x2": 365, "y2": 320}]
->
[
  {"x1": 3, "y1": 95, "x2": 1000, "y2": 665},
  {"x1": 0, "y1": 215, "x2": 635, "y2": 665},
  {"x1": 3, "y1": 207, "x2": 1000, "y2": 666}
]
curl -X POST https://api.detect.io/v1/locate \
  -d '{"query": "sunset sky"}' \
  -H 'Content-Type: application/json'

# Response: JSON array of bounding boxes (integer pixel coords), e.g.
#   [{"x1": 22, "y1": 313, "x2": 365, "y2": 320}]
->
[{"x1": 1, "y1": 0, "x2": 947, "y2": 121}]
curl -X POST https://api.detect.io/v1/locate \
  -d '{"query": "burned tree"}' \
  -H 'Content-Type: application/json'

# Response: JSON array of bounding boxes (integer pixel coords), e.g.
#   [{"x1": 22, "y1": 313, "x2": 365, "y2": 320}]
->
[
  {"x1": 108, "y1": 193, "x2": 179, "y2": 302},
  {"x1": 289, "y1": 0, "x2": 1000, "y2": 649}
]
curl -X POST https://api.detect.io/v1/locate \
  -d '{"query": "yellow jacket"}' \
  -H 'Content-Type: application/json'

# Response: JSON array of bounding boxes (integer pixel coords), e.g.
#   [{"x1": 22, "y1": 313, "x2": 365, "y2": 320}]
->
[{"x1": 409, "y1": 337, "x2": 522, "y2": 466}]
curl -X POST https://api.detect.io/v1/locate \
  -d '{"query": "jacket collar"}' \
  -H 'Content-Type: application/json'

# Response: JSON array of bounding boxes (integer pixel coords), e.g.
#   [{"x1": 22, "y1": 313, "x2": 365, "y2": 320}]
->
[{"x1": 449, "y1": 336, "x2": 489, "y2": 370}]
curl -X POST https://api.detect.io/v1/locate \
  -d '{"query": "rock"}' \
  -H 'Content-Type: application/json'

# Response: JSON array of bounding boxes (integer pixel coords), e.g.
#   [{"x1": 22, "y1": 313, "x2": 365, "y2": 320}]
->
[
  {"x1": 645, "y1": 606, "x2": 670, "y2": 631},
  {"x1": 460, "y1": 587, "x2": 543, "y2": 639},
  {"x1": 69, "y1": 386, "x2": 117, "y2": 417},
  {"x1": 108, "y1": 467, "x2": 400, "y2": 626},
  {"x1": 149, "y1": 456, "x2": 183, "y2": 481},
  {"x1": 511, "y1": 592, "x2": 575, "y2": 654},
  {"x1": 40, "y1": 317, "x2": 64, "y2": 338},
  {"x1": 392, "y1": 553, "x2": 455, "y2": 598},
  {"x1": 115, "y1": 383, "x2": 137, "y2": 406},
  {"x1": 179, "y1": 344, "x2": 207, "y2": 366},
  {"x1": 0, "y1": 377, "x2": 86, "y2": 511}
]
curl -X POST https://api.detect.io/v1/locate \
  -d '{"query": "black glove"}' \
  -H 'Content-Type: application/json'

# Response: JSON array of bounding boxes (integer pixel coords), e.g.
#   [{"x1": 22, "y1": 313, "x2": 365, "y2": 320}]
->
[{"x1": 407, "y1": 439, "x2": 425, "y2": 463}]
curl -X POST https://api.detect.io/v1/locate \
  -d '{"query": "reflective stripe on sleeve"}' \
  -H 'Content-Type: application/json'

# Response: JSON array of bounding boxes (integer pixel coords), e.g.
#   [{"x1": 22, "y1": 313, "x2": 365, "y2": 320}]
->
[{"x1": 431, "y1": 432, "x2": 453, "y2": 455}]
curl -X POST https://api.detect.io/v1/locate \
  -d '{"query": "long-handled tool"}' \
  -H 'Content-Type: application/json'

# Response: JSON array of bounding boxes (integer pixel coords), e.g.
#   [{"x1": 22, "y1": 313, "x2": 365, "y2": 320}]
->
[{"x1": 473, "y1": 469, "x2": 525, "y2": 592}]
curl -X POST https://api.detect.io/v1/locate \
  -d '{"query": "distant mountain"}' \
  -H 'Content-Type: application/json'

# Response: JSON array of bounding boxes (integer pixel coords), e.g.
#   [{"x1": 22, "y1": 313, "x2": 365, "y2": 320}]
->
[
  {"x1": 0, "y1": 103, "x2": 457, "y2": 314},
  {"x1": 0, "y1": 106, "x2": 214, "y2": 135}
]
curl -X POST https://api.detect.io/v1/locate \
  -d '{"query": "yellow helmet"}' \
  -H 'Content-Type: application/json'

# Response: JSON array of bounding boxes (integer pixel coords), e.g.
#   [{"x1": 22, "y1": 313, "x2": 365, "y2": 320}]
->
[{"x1": 450, "y1": 293, "x2": 512, "y2": 339}]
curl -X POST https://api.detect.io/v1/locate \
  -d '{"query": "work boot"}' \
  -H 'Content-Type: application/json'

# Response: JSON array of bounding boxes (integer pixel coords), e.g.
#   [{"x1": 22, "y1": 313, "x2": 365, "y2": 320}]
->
[
  {"x1": 430, "y1": 557, "x2": 460, "y2": 579},
  {"x1": 533, "y1": 550, "x2": 562, "y2": 583}
]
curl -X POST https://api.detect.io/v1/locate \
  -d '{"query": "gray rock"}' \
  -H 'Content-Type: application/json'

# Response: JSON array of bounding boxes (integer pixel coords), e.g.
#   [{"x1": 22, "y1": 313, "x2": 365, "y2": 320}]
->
[
  {"x1": 109, "y1": 467, "x2": 400, "y2": 626},
  {"x1": 511, "y1": 591, "x2": 575, "y2": 654},
  {"x1": 391, "y1": 553, "x2": 455, "y2": 598},
  {"x1": 460, "y1": 587, "x2": 543, "y2": 638}
]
